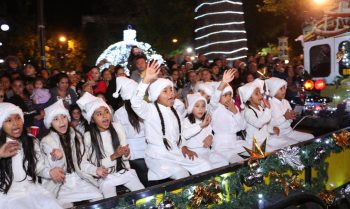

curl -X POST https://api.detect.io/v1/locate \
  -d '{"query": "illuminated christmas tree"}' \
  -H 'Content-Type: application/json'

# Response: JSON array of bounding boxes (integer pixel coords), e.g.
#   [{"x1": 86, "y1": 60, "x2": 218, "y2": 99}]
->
[{"x1": 194, "y1": 0, "x2": 247, "y2": 61}]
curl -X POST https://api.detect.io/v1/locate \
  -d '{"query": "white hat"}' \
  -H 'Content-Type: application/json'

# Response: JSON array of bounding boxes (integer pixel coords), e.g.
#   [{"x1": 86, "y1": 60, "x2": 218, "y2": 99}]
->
[
  {"x1": 174, "y1": 99, "x2": 187, "y2": 118},
  {"x1": 44, "y1": 99, "x2": 71, "y2": 129},
  {"x1": 238, "y1": 82, "x2": 260, "y2": 109},
  {"x1": 252, "y1": 78, "x2": 265, "y2": 94},
  {"x1": 113, "y1": 76, "x2": 138, "y2": 100},
  {"x1": 265, "y1": 77, "x2": 287, "y2": 97},
  {"x1": 222, "y1": 85, "x2": 233, "y2": 95},
  {"x1": 148, "y1": 78, "x2": 173, "y2": 102},
  {"x1": 77, "y1": 92, "x2": 111, "y2": 124},
  {"x1": 197, "y1": 82, "x2": 213, "y2": 97},
  {"x1": 187, "y1": 93, "x2": 207, "y2": 114},
  {"x1": 0, "y1": 103, "x2": 24, "y2": 128}
]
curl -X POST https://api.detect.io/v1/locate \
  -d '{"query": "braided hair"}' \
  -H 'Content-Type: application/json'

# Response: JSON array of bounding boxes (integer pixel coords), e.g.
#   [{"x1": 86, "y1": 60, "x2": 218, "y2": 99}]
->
[{"x1": 154, "y1": 102, "x2": 182, "y2": 150}]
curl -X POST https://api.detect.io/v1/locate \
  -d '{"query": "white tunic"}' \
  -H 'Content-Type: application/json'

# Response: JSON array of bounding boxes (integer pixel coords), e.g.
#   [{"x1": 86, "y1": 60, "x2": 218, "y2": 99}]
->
[
  {"x1": 131, "y1": 82, "x2": 212, "y2": 180},
  {"x1": 40, "y1": 130, "x2": 102, "y2": 207},
  {"x1": 269, "y1": 97, "x2": 314, "y2": 142},
  {"x1": 114, "y1": 106, "x2": 146, "y2": 160},
  {"x1": 244, "y1": 105, "x2": 297, "y2": 151},
  {"x1": 211, "y1": 103, "x2": 248, "y2": 163},
  {"x1": 0, "y1": 138, "x2": 62, "y2": 209},
  {"x1": 183, "y1": 118, "x2": 229, "y2": 169}
]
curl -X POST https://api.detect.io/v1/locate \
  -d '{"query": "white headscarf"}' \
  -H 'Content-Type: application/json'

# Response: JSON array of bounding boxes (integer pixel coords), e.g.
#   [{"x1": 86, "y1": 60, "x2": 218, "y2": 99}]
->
[
  {"x1": 265, "y1": 77, "x2": 287, "y2": 97},
  {"x1": 197, "y1": 82, "x2": 214, "y2": 97},
  {"x1": 187, "y1": 93, "x2": 207, "y2": 114},
  {"x1": 77, "y1": 92, "x2": 111, "y2": 124},
  {"x1": 222, "y1": 85, "x2": 233, "y2": 95},
  {"x1": 148, "y1": 78, "x2": 173, "y2": 102},
  {"x1": 44, "y1": 99, "x2": 71, "y2": 129},
  {"x1": 0, "y1": 103, "x2": 24, "y2": 128},
  {"x1": 238, "y1": 82, "x2": 260, "y2": 109}
]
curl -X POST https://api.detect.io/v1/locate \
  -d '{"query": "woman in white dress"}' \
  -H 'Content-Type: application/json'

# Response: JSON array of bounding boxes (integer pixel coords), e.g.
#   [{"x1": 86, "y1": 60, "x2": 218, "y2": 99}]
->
[
  {"x1": 77, "y1": 93, "x2": 144, "y2": 198},
  {"x1": 41, "y1": 100, "x2": 103, "y2": 208},
  {"x1": 0, "y1": 102, "x2": 63, "y2": 209},
  {"x1": 131, "y1": 61, "x2": 213, "y2": 181}
]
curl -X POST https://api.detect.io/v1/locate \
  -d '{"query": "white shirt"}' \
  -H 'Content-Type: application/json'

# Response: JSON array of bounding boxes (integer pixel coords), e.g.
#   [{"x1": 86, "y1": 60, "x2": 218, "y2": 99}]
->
[
  {"x1": 114, "y1": 106, "x2": 145, "y2": 139},
  {"x1": 243, "y1": 105, "x2": 273, "y2": 143},
  {"x1": 269, "y1": 97, "x2": 293, "y2": 135},
  {"x1": 182, "y1": 118, "x2": 212, "y2": 149}
]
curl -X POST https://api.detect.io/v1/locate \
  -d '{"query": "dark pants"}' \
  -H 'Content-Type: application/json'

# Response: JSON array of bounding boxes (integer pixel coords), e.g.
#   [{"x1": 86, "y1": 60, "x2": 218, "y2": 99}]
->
[{"x1": 129, "y1": 159, "x2": 149, "y2": 187}]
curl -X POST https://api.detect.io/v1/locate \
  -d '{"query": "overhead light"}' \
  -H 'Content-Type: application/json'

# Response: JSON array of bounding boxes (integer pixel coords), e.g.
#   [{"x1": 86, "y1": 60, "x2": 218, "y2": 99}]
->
[
  {"x1": 0, "y1": 42, "x2": 2, "y2": 46},
  {"x1": 186, "y1": 47, "x2": 193, "y2": 53},
  {"x1": 172, "y1": 38, "x2": 178, "y2": 43},
  {"x1": 0, "y1": 59, "x2": 4, "y2": 63},
  {"x1": 0, "y1": 24, "x2": 9, "y2": 31}
]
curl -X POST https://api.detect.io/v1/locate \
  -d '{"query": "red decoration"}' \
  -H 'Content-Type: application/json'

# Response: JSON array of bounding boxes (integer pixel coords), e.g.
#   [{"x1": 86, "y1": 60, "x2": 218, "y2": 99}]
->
[
  {"x1": 304, "y1": 80, "x2": 314, "y2": 91},
  {"x1": 314, "y1": 80, "x2": 326, "y2": 91}
]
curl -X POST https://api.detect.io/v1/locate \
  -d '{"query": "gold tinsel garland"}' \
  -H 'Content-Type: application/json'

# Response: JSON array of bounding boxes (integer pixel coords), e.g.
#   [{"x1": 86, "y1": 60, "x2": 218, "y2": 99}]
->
[
  {"x1": 190, "y1": 179, "x2": 222, "y2": 208},
  {"x1": 332, "y1": 130, "x2": 350, "y2": 148}
]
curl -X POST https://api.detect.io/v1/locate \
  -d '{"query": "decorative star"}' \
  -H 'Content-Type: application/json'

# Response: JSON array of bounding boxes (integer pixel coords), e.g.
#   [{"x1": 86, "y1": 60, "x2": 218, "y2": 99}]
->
[
  {"x1": 243, "y1": 137, "x2": 270, "y2": 160},
  {"x1": 332, "y1": 130, "x2": 350, "y2": 148},
  {"x1": 270, "y1": 172, "x2": 303, "y2": 196}
]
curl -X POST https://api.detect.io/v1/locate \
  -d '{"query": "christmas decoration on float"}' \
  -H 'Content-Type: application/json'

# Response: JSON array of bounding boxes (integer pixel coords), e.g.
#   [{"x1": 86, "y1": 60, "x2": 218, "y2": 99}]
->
[{"x1": 96, "y1": 25, "x2": 164, "y2": 75}]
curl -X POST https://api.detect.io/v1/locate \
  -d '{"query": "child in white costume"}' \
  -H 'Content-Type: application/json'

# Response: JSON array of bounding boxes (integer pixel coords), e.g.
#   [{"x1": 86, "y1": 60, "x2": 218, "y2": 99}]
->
[
  {"x1": 239, "y1": 82, "x2": 298, "y2": 152},
  {"x1": 183, "y1": 93, "x2": 229, "y2": 169},
  {"x1": 266, "y1": 77, "x2": 314, "y2": 143},
  {"x1": 41, "y1": 100, "x2": 103, "y2": 208},
  {"x1": 211, "y1": 84, "x2": 248, "y2": 164},
  {"x1": 0, "y1": 103, "x2": 63, "y2": 209},
  {"x1": 131, "y1": 61, "x2": 213, "y2": 181},
  {"x1": 77, "y1": 93, "x2": 144, "y2": 198}
]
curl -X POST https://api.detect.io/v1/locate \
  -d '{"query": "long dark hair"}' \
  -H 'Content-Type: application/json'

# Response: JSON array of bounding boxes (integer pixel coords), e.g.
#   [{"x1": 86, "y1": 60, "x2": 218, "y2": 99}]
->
[
  {"x1": 51, "y1": 125, "x2": 85, "y2": 172},
  {"x1": 187, "y1": 112, "x2": 206, "y2": 124},
  {"x1": 69, "y1": 104, "x2": 89, "y2": 133},
  {"x1": 154, "y1": 102, "x2": 182, "y2": 150},
  {"x1": 124, "y1": 100, "x2": 143, "y2": 133},
  {"x1": 0, "y1": 129, "x2": 37, "y2": 194},
  {"x1": 88, "y1": 122, "x2": 126, "y2": 172}
]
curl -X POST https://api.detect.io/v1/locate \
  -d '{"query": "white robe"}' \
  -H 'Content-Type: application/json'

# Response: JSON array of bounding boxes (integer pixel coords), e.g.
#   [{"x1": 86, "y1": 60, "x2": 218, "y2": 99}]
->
[
  {"x1": 243, "y1": 105, "x2": 298, "y2": 151},
  {"x1": 183, "y1": 118, "x2": 229, "y2": 169},
  {"x1": 211, "y1": 103, "x2": 248, "y2": 163},
  {"x1": 114, "y1": 106, "x2": 146, "y2": 160},
  {"x1": 0, "y1": 138, "x2": 62, "y2": 209},
  {"x1": 40, "y1": 130, "x2": 102, "y2": 207},
  {"x1": 131, "y1": 82, "x2": 213, "y2": 180},
  {"x1": 81, "y1": 122, "x2": 144, "y2": 198},
  {"x1": 269, "y1": 97, "x2": 314, "y2": 142}
]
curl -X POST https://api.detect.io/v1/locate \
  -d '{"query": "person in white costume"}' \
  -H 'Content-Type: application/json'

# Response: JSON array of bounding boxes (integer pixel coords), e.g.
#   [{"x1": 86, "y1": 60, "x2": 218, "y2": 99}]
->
[
  {"x1": 183, "y1": 93, "x2": 229, "y2": 169},
  {"x1": 131, "y1": 61, "x2": 213, "y2": 181},
  {"x1": 41, "y1": 100, "x2": 103, "y2": 208},
  {"x1": 238, "y1": 82, "x2": 298, "y2": 152},
  {"x1": 77, "y1": 93, "x2": 144, "y2": 198},
  {"x1": 112, "y1": 76, "x2": 148, "y2": 186},
  {"x1": 266, "y1": 77, "x2": 314, "y2": 143},
  {"x1": 211, "y1": 84, "x2": 248, "y2": 164},
  {"x1": 0, "y1": 103, "x2": 63, "y2": 209}
]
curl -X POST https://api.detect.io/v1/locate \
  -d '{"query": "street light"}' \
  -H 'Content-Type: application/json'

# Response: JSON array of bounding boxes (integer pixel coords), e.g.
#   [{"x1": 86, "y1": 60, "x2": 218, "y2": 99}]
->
[
  {"x1": 172, "y1": 38, "x2": 178, "y2": 43},
  {"x1": 0, "y1": 24, "x2": 9, "y2": 31},
  {"x1": 186, "y1": 47, "x2": 193, "y2": 53},
  {"x1": 313, "y1": 0, "x2": 327, "y2": 5},
  {"x1": 59, "y1": 35, "x2": 67, "y2": 43}
]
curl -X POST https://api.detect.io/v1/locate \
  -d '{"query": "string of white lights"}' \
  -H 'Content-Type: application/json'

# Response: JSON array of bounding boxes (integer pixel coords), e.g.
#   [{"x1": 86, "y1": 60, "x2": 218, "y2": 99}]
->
[
  {"x1": 227, "y1": 55, "x2": 247, "y2": 61},
  {"x1": 195, "y1": 39, "x2": 247, "y2": 50},
  {"x1": 195, "y1": 30, "x2": 246, "y2": 40},
  {"x1": 194, "y1": 21, "x2": 245, "y2": 33},
  {"x1": 195, "y1": 0, "x2": 243, "y2": 12},
  {"x1": 194, "y1": 11, "x2": 244, "y2": 20},
  {"x1": 204, "y1": 47, "x2": 248, "y2": 56}
]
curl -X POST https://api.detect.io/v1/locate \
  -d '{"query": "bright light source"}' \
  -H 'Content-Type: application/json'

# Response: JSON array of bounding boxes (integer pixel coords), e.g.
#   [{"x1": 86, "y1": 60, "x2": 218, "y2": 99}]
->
[
  {"x1": 0, "y1": 42, "x2": 2, "y2": 46},
  {"x1": 186, "y1": 47, "x2": 193, "y2": 53},
  {"x1": 190, "y1": 56, "x2": 196, "y2": 61},
  {"x1": 258, "y1": 194, "x2": 263, "y2": 199},
  {"x1": 59, "y1": 36, "x2": 67, "y2": 42},
  {"x1": 284, "y1": 59, "x2": 289, "y2": 64},
  {"x1": 313, "y1": 0, "x2": 327, "y2": 4},
  {"x1": 0, "y1": 59, "x2": 4, "y2": 63},
  {"x1": 172, "y1": 38, "x2": 178, "y2": 43},
  {"x1": 0, "y1": 24, "x2": 9, "y2": 31}
]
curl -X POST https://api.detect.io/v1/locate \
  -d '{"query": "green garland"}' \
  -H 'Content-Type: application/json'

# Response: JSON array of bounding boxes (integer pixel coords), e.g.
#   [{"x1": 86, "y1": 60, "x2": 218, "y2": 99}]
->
[{"x1": 105, "y1": 134, "x2": 349, "y2": 209}]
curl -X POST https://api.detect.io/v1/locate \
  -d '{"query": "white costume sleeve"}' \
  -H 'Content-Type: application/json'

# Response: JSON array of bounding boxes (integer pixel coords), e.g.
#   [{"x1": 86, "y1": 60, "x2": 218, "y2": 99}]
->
[
  {"x1": 182, "y1": 119, "x2": 203, "y2": 140},
  {"x1": 80, "y1": 132, "x2": 99, "y2": 177},
  {"x1": 244, "y1": 108, "x2": 272, "y2": 129},
  {"x1": 35, "y1": 139, "x2": 51, "y2": 179},
  {"x1": 131, "y1": 82, "x2": 152, "y2": 120}
]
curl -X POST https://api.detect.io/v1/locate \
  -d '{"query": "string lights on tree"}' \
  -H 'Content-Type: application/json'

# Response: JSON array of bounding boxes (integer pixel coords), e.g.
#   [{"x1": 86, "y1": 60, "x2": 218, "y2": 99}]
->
[{"x1": 194, "y1": 0, "x2": 247, "y2": 61}]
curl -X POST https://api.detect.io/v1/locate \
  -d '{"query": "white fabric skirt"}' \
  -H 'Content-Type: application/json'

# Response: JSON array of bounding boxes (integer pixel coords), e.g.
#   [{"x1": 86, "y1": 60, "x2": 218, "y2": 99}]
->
[
  {"x1": 57, "y1": 172, "x2": 102, "y2": 207},
  {"x1": 0, "y1": 182, "x2": 63, "y2": 209}
]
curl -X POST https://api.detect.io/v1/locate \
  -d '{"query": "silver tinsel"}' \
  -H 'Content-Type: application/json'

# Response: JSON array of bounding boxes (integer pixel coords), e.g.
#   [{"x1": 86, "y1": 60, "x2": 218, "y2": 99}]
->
[{"x1": 278, "y1": 147, "x2": 305, "y2": 170}]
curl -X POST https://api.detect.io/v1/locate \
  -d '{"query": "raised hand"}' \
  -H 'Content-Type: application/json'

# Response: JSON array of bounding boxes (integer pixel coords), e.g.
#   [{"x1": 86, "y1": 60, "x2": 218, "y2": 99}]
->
[
  {"x1": 222, "y1": 68, "x2": 237, "y2": 84},
  {"x1": 0, "y1": 141, "x2": 20, "y2": 158},
  {"x1": 50, "y1": 149, "x2": 64, "y2": 160},
  {"x1": 49, "y1": 167, "x2": 65, "y2": 183},
  {"x1": 121, "y1": 145, "x2": 130, "y2": 157},
  {"x1": 203, "y1": 135, "x2": 213, "y2": 148},
  {"x1": 143, "y1": 61, "x2": 161, "y2": 84},
  {"x1": 181, "y1": 146, "x2": 198, "y2": 161},
  {"x1": 96, "y1": 166, "x2": 108, "y2": 178},
  {"x1": 200, "y1": 113, "x2": 211, "y2": 128}
]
